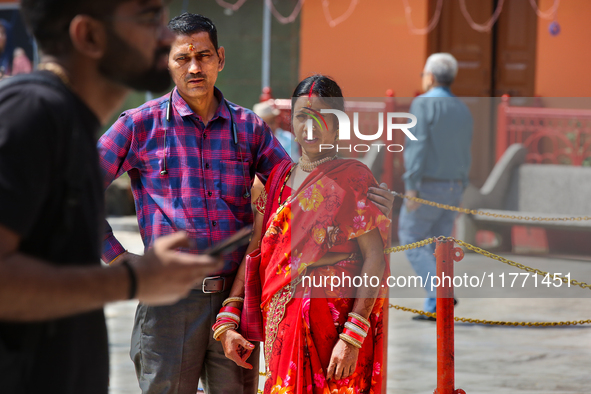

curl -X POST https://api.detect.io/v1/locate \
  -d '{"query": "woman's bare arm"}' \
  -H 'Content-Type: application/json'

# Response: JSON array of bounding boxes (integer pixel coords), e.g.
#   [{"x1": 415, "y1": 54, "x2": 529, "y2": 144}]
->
[
  {"x1": 219, "y1": 210, "x2": 264, "y2": 369},
  {"x1": 327, "y1": 227, "x2": 386, "y2": 381}
]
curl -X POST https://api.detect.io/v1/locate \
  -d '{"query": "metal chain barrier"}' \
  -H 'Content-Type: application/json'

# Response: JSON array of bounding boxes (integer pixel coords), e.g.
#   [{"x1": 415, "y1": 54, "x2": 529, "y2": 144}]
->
[
  {"x1": 389, "y1": 304, "x2": 591, "y2": 326},
  {"x1": 394, "y1": 193, "x2": 591, "y2": 222},
  {"x1": 448, "y1": 237, "x2": 591, "y2": 290},
  {"x1": 383, "y1": 235, "x2": 591, "y2": 326},
  {"x1": 384, "y1": 237, "x2": 435, "y2": 254}
]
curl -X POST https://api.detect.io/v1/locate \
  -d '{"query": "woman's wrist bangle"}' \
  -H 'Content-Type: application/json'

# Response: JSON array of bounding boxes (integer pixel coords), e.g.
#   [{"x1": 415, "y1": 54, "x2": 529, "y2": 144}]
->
[
  {"x1": 348, "y1": 312, "x2": 370, "y2": 328},
  {"x1": 213, "y1": 324, "x2": 236, "y2": 341},
  {"x1": 216, "y1": 312, "x2": 241, "y2": 324},
  {"x1": 343, "y1": 328, "x2": 365, "y2": 343},
  {"x1": 348, "y1": 317, "x2": 370, "y2": 332},
  {"x1": 223, "y1": 297, "x2": 244, "y2": 307},
  {"x1": 121, "y1": 260, "x2": 137, "y2": 300},
  {"x1": 339, "y1": 333, "x2": 362, "y2": 349},
  {"x1": 220, "y1": 306, "x2": 242, "y2": 315},
  {"x1": 344, "y1": 322, "x2": 368, "y2": 338}
]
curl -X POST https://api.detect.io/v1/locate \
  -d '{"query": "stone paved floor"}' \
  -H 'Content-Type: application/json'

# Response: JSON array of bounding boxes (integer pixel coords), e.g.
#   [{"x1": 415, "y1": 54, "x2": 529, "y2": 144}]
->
[{"x1": 106, "y1": 220, "x2": 591, "y2": 393}]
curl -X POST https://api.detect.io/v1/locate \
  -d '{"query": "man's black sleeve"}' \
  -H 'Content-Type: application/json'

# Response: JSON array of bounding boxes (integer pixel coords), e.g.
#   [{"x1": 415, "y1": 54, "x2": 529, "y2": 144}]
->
[{"x1": 0, "y1": 87, "x2": 56, "y2": 237}]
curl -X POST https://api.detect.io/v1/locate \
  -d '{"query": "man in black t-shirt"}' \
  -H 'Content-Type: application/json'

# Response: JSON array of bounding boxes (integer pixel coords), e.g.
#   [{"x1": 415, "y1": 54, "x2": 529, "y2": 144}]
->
[{"x1": 0, "y1": 1, "x2": 222, "y2": 393}]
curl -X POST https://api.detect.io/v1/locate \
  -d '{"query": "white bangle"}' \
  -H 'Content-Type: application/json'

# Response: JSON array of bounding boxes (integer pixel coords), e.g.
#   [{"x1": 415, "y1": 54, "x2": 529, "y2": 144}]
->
[
  {"x1": 344, "y1": 322, "x2": 368, "y2": 338},
  {"x1": 216, "y1": 312, "x2": 241, "y2": 324}
]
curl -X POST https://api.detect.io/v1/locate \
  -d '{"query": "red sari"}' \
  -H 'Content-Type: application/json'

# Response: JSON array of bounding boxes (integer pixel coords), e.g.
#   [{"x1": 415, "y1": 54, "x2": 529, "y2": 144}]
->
[{"x1": 258, "y1": 159, "x2": 390, "y2": 394}]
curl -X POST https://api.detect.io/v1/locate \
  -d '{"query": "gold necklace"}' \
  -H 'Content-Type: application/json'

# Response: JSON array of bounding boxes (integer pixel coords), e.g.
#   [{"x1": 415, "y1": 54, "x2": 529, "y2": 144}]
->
[
  {"x1": 38, "y1": 62, "x2": 71, "y2": 87},
  {"x1": 298, "y1": 154, "x2": 338, "y2": 172}
]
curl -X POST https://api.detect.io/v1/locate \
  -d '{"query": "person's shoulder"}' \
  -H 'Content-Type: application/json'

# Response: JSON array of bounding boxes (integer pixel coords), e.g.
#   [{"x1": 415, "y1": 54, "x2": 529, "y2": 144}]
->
[
  {"x1": 0, "y1": 73, "x2": 68, "y2": 108},
  {"x1": 0, "y1": 75, "x2": 68, "y2": 152},
  {"x1": 116, "y1": 92, "x2": 169, "y2": 124},
  {"x1": 225, "y1": 100, "x2": 267, "y2": 126},
  {"x1": 337, "y1": 158, "x2": 374, "y2": 176},
  {"x1": 333, "y1": 159, "x2": 378, "y2": 192},
  {"x1": 0, "y1": 73, "x2": 71, "y2": 131}
]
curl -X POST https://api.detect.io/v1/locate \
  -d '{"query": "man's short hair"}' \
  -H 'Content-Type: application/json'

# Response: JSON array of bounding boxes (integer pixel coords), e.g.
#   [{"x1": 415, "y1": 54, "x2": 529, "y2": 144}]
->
[
  {"x1": 168, "y1": 12, "x2": 218, "y2": 50},
  {"x1": 424, "y1": 53, "x2": 458, "y2": 87},
  {"x1": 21, "y1": 0, "x2": 123, "y2": 56}
]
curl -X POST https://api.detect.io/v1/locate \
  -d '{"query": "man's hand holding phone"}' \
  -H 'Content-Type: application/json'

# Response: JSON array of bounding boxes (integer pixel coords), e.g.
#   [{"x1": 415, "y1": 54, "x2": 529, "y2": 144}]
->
[{"x1": 130, "y1": 231, "x2": 223, "y2": 305}]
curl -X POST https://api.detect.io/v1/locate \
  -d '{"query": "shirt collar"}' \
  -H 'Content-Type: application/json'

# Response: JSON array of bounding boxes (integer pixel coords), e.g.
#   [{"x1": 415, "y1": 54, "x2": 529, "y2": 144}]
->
[
  {"x1": 429, "y1": 86, "x2": 453, "y2": 95},
  {"x1": 170, "y1": 86, "x2": 231, "y2": 122}
]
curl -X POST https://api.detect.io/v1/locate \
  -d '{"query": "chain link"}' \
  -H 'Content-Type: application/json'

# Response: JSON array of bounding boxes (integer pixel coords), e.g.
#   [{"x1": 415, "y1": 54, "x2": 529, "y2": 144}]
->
[
  {"x1": 384, "y1": 237, "x2": 435, "y2": 254},
  {"x1": 444, "y1": 237, "x2": 591, "y2": 290},
  {"x1": 395, "y1": 193, "x2": 591, "y2": 222},
  {"x1": 389, "y1": 304, "x2": 591, "y2": 326}
]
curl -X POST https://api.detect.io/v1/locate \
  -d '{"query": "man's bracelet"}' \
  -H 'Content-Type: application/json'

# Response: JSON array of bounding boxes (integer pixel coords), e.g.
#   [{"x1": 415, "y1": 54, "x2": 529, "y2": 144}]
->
[{"x1": 121, "y1": 260, "x2": 137, "y2": 300}]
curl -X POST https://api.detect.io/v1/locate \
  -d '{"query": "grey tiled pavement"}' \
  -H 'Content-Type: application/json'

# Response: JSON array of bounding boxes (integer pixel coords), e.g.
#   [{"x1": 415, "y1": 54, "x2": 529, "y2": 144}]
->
[{"x1": 106, "y1": 217, "x2": 591, "y2": 393}]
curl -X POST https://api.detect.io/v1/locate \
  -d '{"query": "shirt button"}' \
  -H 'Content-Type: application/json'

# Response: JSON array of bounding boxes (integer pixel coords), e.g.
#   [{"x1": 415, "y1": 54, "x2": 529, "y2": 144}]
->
[
  {"x1": 208, "y1": 191, "x2": 212, "y2": 197},
  {"x1": 212, "y1": 221, "x2": 217, "y2": 226},
  {"x1": 203, "y1": 133, "x2": 207, "y2": 139},
  {"x1": 205, "y1": 163, "x2": 210, "y2": 169}
]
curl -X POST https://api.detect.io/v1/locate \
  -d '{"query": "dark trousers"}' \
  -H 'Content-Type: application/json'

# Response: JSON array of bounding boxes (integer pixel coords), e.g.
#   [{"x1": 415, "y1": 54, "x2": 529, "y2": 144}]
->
[{"x1": 131, "y1": 289, "x2": 260, "y2": 394}]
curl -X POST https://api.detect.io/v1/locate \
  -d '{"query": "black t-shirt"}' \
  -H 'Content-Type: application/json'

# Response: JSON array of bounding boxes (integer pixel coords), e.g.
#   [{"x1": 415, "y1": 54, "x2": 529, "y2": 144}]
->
[{"x1": 0, "y1": 72, "x2": 108, "y2": 394}]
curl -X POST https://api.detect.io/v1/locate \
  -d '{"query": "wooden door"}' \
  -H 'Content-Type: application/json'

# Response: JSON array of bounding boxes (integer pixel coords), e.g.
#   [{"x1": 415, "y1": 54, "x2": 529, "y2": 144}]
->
[
  {"x1": 494, "y1": 0, "x2": 537, "y2": 97},
  {"x1": 428, "y1": 0, "x2": 494, "y2": 96},
  {"x1": 427, "y1": 0, "x2": 538, "y2": 185}
]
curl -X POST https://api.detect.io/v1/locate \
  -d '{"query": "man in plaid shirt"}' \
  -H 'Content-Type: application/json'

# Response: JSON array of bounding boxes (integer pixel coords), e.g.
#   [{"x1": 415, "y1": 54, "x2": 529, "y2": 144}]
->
[
  {"x1": 97, "y1": 13, "x2": 284, "y2": 394},
  {"x1": 98, "y1": 11, "x2": 396, "y2": 394}
]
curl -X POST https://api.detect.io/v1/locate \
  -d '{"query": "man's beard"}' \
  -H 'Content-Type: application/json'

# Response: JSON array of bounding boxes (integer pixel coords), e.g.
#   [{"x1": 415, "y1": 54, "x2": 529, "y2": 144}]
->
[{"x1": 99, "y1": 27, "x2": 171, "y2": 93}]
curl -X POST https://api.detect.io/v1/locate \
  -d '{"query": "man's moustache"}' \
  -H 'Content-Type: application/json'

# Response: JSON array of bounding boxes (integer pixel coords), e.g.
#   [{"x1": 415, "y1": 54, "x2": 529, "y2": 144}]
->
[{"x1": 185, "y1": 74, "x2": 206, "y2": 82}]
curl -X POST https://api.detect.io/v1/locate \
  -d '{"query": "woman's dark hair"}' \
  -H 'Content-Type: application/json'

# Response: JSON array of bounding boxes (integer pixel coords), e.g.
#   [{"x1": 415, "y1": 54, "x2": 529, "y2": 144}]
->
[
  {"x1": 292, "y1": 74, "x2": 345, "y2": 112},
  {"x1": 168, "y1": 12, "x2": 218, "y2": 50}
]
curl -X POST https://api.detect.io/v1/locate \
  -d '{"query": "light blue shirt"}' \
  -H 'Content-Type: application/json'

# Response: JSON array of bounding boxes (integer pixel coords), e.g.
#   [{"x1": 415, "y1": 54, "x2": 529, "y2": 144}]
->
[
  {"x1": 403, "y1": 86, "x2": 473, "y2": 190},
  {"x1": 274, "y1": 127, "x2": 300, "y2": 161}
]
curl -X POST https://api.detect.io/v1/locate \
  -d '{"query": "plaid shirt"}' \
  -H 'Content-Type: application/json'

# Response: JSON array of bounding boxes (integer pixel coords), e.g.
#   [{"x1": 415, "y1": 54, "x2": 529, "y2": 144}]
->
[{"x1": 98, "y1": 87, "x2": 289, "y2": 275}]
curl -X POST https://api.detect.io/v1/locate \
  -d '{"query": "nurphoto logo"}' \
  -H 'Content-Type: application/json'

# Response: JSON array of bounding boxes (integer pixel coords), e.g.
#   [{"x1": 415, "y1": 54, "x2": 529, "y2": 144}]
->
[{"x1": 306, "y1": 109, "x2": 418, "y2": 153}]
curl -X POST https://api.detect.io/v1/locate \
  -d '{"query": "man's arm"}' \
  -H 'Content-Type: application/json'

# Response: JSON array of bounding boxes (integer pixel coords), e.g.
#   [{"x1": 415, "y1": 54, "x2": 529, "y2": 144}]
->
[
  {"x1": 97, "y1": 116, "x2": 140, "y2": 263},
  {"x1": 0, "y1": 224, "x2": 221, "y2": 321},
  {"x1": 403, "y1": 98, "x2": 430, "y2": 192},
  {"x1": 403, "y1": 99, "x2": 430, "y2": 211}
]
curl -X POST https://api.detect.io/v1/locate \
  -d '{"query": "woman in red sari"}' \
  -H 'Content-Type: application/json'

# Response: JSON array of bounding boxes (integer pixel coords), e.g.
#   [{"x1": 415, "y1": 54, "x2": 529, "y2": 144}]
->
[{"x1": 217, "y1": 75, "x2": 390, "y2": 394}]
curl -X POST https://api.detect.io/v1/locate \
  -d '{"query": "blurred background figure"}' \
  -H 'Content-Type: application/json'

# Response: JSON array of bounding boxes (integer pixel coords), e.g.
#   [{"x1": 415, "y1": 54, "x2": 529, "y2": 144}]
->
[
  {"x1": 11, "y1": 47, "x2": 32, "y2": 75},
  {"x1": 398, "y1": 53, "x2": 473, "y2": 320},
  {"x1": 0, "y1": 19, "x2": 13, "y2": 78},
  {"x1": 251, "y1": 100, "x2": 300, "y2": 206},
  {"x1": 253, "y1": 100, "x2": 300, "y2": 161}
]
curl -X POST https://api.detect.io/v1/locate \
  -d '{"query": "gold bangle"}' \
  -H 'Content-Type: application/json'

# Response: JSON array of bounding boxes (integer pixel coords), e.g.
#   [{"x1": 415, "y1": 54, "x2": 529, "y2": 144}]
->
[
  {"x1": 339, "y1": 333, "x2": 362, "y2": 349},
  {"x1": 222, "y1": 297, "x2": 245, "y2": 307},
  {"x1": 109, "y1": 250, "x2": 128, "y2": 265},
  {"x1": 213, "y1": 324, "x2": 236, "y2": 341},
  {"x1": 216, "y1": 312, "x2": 241, "y2": 324},
  {"x1": 348, "y1": 312, "x2": 370, "y2": 327},
  {"x1": 213, "y1": 323, "x2": 238, "y2": 338}
]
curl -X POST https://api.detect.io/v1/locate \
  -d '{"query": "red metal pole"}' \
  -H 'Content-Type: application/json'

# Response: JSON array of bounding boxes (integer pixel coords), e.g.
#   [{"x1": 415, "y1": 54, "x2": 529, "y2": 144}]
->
[
  {"x1": 495, "y1": 94, "x2": 510, "y2": 162},
  {"x1": 260, "y1": 86, "x2": 273, "y2": 102},
  {"x1": 434, "y1": 238, "x2": 466, "y2": 394},
  {"x1": 381, "y1": 89, "x2": 396, "y2": 187}
]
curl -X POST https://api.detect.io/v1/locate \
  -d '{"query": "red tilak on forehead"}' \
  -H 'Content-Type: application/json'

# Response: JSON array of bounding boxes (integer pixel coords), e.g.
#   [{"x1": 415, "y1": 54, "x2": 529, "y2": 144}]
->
[
  {"x1": 308, "y1": 81, "x2": 316, "y2": 99},
  {"x1": 189, "y1": 44, "x2": 195, "y2": 51}
]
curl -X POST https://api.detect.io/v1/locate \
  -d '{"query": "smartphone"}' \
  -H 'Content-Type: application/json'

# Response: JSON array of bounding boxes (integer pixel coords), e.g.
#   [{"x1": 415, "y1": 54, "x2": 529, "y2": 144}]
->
[{"x1": 202, "y1": 225, "x2": 253, "y2": 256}]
